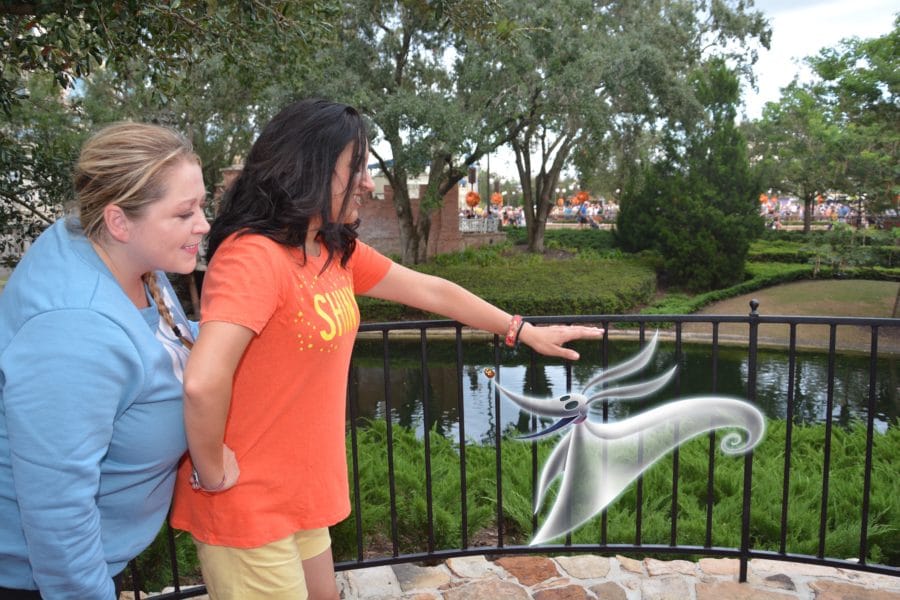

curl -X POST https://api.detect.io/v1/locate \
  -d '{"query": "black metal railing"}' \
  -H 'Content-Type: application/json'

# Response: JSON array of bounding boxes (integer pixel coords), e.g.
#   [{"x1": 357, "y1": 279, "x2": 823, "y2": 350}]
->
[{"x1": 125, "y1": 304, "x2": 900, "y2": 598}]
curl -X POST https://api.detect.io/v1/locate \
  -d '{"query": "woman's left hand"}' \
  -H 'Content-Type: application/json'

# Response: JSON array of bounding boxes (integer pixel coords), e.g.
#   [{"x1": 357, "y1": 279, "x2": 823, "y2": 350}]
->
[{"x1": 518, "y1": 323, "x2": 604, "y2": 360}]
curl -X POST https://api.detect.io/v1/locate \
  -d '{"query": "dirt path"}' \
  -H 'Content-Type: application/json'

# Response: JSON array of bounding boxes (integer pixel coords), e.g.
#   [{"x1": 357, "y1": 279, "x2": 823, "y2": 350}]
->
[{"x1": 683, "y1": 279, "x2": 900, "y2": 354}]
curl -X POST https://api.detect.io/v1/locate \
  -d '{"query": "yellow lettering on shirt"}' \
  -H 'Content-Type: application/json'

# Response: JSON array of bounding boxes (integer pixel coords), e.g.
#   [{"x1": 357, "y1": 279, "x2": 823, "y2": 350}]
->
[
  {"x1": 313, "y1": 286, "x2": 358, "y2": 342},
  {"x1": 315, "y1": 295, "x2": 337, "y2": 341},
  {"x1": 326, "y1": 293, "x2": 345, "y2": 338},
  {"x1": 336, "y1": 287, "x2": 357, "y2": 333}
]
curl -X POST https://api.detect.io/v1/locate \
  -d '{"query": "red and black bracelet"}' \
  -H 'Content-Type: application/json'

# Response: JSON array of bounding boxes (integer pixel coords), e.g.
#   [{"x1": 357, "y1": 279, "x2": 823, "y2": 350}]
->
[{"x1": 504, "y1": 314, "x2": 525, "y2": 348}]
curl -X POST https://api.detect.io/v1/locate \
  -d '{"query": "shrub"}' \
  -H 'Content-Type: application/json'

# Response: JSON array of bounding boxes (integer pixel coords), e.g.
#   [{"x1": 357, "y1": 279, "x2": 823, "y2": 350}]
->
[{"x1": 357, "y1": 246, "x2": 657, "y2": 322}]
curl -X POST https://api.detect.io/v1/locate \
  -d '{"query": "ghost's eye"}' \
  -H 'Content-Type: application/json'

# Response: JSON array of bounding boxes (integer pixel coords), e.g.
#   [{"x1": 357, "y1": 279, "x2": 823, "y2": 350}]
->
[
  {"x1": 564, "y1": 400, "x2": 579, "y2": 410},
  {"x1": 559, "y1": 395, "x2": 570, "y2": 402}
]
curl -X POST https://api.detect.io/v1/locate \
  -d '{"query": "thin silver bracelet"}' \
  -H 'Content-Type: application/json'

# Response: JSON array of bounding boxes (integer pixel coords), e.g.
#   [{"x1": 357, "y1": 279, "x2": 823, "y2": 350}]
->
[{"x1": 190, "y1": 468, "x2": 227, "y2": 492}]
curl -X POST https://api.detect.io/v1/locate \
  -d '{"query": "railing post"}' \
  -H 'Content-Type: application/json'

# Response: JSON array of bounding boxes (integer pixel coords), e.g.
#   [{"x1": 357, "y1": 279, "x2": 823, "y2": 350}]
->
[{"x1": 740, "y1": 300, "x2": 760, "y2": 582}]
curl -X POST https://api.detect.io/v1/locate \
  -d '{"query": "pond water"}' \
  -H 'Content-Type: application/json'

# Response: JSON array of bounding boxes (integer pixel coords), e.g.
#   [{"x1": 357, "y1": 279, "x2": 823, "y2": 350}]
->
[{"x1": 348, "y1": 339, "x2": 898, "y2": 442}]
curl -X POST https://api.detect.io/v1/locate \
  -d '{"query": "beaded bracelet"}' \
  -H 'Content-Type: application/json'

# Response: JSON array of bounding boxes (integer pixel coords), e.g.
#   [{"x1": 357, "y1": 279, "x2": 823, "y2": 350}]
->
[{"x1": 504, "y1": 314, "x2": 523, "y2": 348}]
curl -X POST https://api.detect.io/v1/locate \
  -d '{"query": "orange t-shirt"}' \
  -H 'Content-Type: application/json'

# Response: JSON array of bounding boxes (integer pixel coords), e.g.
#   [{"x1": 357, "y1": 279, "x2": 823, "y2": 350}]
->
[{"x1": 169, "y1": 233, "x2": 392, "y2": 548}]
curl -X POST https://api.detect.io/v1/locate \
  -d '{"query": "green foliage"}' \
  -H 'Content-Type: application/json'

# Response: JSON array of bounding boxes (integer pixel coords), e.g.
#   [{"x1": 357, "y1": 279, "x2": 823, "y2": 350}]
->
[
  {"x1": 616, "y1": 61, "x2": 764, "y2": 292},
  {"x1": 505, "y1": 228, "x2": 618, "y2": 255},
  {"x1": 749, "y1": 229, "x2": 900, "y2": 268},
  {"x1": 1, "y1": 1, "x2": 339, "y2": 264},
  {"x1": 802, "y1": 223, "x2": 898, "y2": 275},
  {"x1": 805, "y1": 22, "x2": 900, "y2": 213},
  {"x1": 0, "y1": 1, "x2": 338, "y2": 115},
  {"x1": 331, "y1": 420, "x2": 899, "y2": 565},
  {"x1": 641, "y1": 262, "x2": 814, "y2": 315},
  {"x1": 0, "y1": 73, "x2": 86, "y2": 264},
  {"x1": 128, "y1": 524, "x2": 199, "y2": 592},
  {"x1": 749, "y1": 20, "x2": 899, "y2": 225},
  {"x1": 356, "y1": 245, "x2": 657, "y2": 322},
  {"x1": 139, "y1": 419, "x2": 899, "y2": 590}
]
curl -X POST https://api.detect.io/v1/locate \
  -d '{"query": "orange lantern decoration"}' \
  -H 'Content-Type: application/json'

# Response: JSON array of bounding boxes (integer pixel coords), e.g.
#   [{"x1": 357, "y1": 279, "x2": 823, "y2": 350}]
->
[
  {"x1": 556, "y1": 197, "x2": 564, "y2": 207},
  {"x1": 575, "y1": 190, "x2": 590, "y2": 205},
  {"x1": 490, "y1": 192, "x2": 503, "y2": 205},
  {"x1": 759, "y1": 193, "x2": 768, "y2": 204},
  {"x1": 465, "y1": 191, "x2": 481, "y2": 208}
]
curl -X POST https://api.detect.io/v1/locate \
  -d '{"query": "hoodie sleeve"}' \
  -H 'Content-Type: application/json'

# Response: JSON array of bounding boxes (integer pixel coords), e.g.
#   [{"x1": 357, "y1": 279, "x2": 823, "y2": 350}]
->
[{"x1": 1, "y1": 309, "x2": 143, "y2": 599}]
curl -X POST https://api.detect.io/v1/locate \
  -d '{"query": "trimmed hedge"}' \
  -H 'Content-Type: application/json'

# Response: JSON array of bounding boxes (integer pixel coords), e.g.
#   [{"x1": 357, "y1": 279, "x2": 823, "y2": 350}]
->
[
  {"x1": 356, "y1": 227, "x2": 899, "y2": 321},
  {"x1": 357, "y1": 245, "x2": 657, "y2": 322},
  {"x1": 752, "y1": 227, "x2": 899, "y2": 267},
  {"x1": 504, "y1": 227, "x2": 618, "y2": 254}
]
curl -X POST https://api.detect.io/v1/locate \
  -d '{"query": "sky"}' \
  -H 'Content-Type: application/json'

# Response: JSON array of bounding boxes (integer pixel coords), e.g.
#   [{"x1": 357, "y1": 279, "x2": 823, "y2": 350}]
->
[{"x1": 744, "y1": 0, "x2": 897, "y2": 119}]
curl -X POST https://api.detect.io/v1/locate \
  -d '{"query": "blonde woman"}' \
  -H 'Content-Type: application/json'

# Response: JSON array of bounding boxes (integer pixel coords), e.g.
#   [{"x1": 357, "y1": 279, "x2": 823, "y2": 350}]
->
[{"x1": 0, "y1": 122, "x2": 209, "y2": 598}]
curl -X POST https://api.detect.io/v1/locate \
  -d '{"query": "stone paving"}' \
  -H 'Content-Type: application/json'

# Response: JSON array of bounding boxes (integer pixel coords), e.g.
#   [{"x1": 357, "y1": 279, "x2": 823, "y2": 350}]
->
[{"x1": 335, "y1": 555, "x2": 900, "y2": 600}]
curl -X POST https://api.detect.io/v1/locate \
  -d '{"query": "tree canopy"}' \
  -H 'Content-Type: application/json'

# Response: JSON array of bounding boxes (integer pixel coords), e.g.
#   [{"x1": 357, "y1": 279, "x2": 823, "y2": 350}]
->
[
  {"x1": 476, "y1": 0, "x2": 770, "y2": 252},
  {"x1": 749, "y1": 18, "x2": 899, "y2": 227},
  {"x1": 0, "y1": 1, "x2": 337, "y2": 263},
  {"x1": 1, "y1": 1, "x2": 895, "y2": 276}
]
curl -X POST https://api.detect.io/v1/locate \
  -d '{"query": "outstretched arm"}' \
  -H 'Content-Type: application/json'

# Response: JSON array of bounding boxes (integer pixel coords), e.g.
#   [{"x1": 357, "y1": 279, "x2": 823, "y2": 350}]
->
[{"x1": 363, "y1": 263, "x2": 603, "y2": 360}]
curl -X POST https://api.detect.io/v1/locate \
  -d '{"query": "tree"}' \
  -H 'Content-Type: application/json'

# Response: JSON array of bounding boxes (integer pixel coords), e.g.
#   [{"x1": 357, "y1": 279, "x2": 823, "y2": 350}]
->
[
  {"x1": 484, "y1": 0, "x2": 769, "y2": 252},
  {"x1": 77, "y1": 48, "x2": 307, "y2": 203},
  {"x1": 806, "y1": 21, "x2": 899, "y2": 215},
  {"x1": 307, "y1": 0, "x2": 510, "y2": 264},
  {"x1": 0, "y1": 2, "x2": 337, "y2": 114},
  {"x1": 0, "y1": 72, "x2": 84, "y2": 265},
  {"x1": 749, "y1": 82, "x2": 842, "y2": 232},
  {"x1": 617, "y1": 60, "x2": 763, "y2": 291},
  {"x1": 749, "y1": 20, "x2": 898, "y2": 227},
  {"x1": 1, "y1": 1, "x2": 338, "y2": 262}
]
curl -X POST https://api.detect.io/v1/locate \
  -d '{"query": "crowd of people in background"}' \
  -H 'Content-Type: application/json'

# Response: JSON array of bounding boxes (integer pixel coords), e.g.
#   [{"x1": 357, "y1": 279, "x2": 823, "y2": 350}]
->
[
  {"x1": 761, "y1": 195, "x2": 871, "y2": 230},
  {"x1": 460, "y1": 205, "x2": 526, "y2": 227},
  {"x1": 459, "y1": 202, "x2": 622, "y2": 229},
  {"x1": 460, "y1": 193, "x2": 880, "y2": 233},
  {"x1": 460, "y1": 200, "x2": 620, "y2": 229},
  {"x1": 550, "y1": 201, "x2": 617, "y2": 227}
]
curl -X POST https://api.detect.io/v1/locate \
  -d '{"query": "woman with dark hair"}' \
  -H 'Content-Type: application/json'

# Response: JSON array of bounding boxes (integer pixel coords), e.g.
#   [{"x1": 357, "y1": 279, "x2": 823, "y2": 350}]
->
[{"x1": 170, "y1": 98, "x2": 602, "y2": 600}]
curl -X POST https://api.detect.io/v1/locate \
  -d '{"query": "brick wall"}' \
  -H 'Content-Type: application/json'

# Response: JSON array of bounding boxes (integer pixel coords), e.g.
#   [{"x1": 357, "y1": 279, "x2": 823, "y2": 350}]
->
[
  {"x1": 356, "y1": 182, "x2": 505, "y2": 258},
  {"x1": 215, "y1": 166, "x2": 504, "y2": 259}
]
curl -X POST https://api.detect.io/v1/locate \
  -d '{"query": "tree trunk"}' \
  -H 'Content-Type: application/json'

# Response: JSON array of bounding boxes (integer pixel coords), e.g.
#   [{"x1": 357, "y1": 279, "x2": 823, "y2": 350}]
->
[
  {"x1": 415, "y1": 210, "x2": 432, "y2": 264},
  {"x1": 390, "y1": 177, "x2": 420, "y2": 265},
  {"x1": 804, "y1": 194, "x2": 813, "y2": 233}
]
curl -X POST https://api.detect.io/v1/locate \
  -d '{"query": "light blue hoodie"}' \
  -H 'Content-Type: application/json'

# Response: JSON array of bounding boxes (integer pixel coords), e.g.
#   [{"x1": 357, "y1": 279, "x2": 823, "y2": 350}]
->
[{"x1": 0, "y1": 219, "x2": 194, "y2": 598}]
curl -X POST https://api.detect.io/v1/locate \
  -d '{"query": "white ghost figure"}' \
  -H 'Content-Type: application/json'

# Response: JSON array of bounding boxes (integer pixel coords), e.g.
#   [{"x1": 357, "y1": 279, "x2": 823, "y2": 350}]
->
[{"x1": 486, "y1": 332, "x2": 766, "y2": 545}]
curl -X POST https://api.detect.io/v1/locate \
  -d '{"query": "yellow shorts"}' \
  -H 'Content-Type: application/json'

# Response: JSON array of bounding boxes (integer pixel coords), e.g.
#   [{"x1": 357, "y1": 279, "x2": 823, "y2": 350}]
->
[{"x1": 193, "y1": 528, "x2": 332, "y2": 600}]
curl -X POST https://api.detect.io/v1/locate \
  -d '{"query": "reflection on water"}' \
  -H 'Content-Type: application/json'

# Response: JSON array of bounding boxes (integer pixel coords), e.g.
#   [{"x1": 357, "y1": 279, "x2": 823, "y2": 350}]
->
[{"x1": 348, "y1": 339, "x2": 898, "y2": 442}]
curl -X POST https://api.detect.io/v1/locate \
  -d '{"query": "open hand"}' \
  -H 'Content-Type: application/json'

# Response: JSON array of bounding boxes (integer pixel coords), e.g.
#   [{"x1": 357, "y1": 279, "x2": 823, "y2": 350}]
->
[{"x1": 518, "y1": 323, "x2": 604, "y2": 360}]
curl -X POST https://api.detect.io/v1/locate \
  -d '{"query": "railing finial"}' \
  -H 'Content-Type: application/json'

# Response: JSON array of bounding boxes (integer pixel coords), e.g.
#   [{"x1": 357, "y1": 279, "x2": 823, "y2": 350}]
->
[{"x1": 749, "y1": 299, "x2": 760, "y2": 315}]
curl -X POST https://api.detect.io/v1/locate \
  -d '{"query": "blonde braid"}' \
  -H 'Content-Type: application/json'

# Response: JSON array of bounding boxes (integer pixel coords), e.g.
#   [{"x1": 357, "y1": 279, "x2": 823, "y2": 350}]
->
[{"x1": 142, "y1": 272, "x2": 194, "y2": 350}]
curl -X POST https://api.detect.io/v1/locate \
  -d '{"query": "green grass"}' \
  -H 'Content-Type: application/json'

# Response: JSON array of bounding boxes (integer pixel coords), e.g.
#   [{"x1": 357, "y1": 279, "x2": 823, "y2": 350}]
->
[{"x1": 141, "y1": 419, "x2": 897, "y2": 591}]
